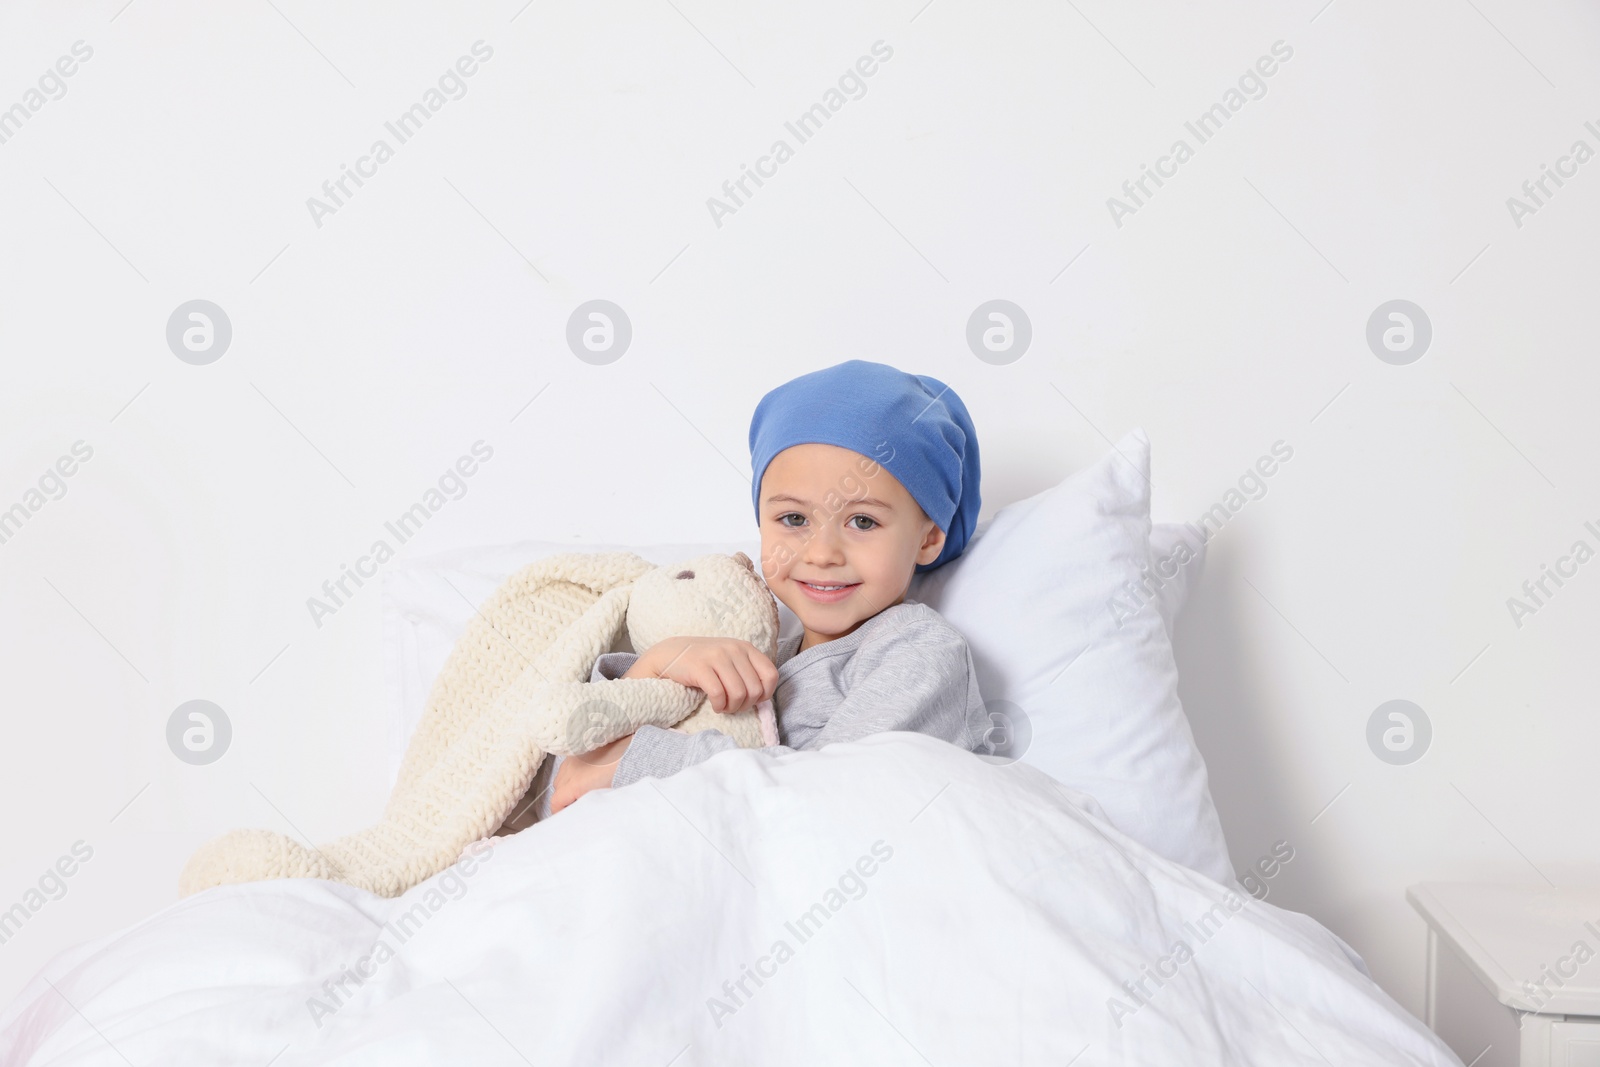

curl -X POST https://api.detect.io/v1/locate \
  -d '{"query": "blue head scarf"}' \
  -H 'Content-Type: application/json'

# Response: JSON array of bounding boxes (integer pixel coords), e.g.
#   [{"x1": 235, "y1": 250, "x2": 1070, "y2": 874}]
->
[{"x1": 748, "y1": 360, "x2": 981, "y2": 573}]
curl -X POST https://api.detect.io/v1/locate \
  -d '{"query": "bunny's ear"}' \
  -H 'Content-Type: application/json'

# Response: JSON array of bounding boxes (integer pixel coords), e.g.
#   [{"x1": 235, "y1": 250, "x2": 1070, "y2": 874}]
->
[
  {"x1": 541, "y1": 581, "x2": 636, "y2": 681},
  {"x1": 395, "y1": 551, "x2": 654, "y2": 796},
  {"x1": 501, "y1": 551, "x2": 654, "y2": 682}
]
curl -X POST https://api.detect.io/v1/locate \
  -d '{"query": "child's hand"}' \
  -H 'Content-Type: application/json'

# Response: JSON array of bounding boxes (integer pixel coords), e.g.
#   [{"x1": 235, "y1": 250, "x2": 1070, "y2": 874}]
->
[
  {"x1": 551, "y1": 733, "x2": 633, "y2": 814},
  {"x1": 631, "y1": 636, "x2": 779, "y2": 714}
]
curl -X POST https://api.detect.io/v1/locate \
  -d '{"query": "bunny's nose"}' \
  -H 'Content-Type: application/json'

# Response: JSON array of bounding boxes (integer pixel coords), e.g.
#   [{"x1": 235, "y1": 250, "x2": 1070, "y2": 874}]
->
[{"x1": 675, "y1": 569, "x2": 695, "y2": 580}]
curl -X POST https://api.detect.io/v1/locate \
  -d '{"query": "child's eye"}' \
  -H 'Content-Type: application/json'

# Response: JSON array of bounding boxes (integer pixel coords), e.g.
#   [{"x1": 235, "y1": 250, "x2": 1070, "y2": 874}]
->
[{"x1": 774, "y1": 512, "x2": 875, "y2": 530}]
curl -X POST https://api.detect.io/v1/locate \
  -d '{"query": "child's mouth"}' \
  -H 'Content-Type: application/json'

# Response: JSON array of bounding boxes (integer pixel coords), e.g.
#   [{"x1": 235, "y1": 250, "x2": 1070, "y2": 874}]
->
[{"x1": 796, "y1": 579, "x2": 860, "y2": 603}]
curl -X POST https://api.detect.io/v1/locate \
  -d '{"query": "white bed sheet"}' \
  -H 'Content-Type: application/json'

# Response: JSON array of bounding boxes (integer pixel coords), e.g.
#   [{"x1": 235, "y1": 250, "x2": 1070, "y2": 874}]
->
[{"x1": 0, "y1": 734, "x2": 1460, "y2": 1065}]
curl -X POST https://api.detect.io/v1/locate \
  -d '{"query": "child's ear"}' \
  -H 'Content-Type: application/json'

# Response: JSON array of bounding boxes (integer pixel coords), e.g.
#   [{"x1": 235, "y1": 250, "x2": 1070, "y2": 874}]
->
[{"x1": 916, "y1": 522, "x2": 947, "y2": 565}]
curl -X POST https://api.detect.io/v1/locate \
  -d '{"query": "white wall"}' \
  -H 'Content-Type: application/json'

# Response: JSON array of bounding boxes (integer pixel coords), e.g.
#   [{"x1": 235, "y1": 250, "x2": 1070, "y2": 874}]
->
[{"x1": 3, "y1": 0, "x2": 1598, "y2": 1023}]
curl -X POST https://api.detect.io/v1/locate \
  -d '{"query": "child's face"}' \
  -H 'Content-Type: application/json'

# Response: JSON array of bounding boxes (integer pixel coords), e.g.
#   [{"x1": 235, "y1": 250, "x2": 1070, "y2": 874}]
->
[{"x1": 757, "y1": 443, "x2": 946, "y2": 646}]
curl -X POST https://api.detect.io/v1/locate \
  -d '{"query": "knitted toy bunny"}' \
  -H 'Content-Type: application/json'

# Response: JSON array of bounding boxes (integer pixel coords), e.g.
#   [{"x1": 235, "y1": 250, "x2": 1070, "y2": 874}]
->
[{"x1": 178, "y1": 550, "x2": 780, "y2": 899}]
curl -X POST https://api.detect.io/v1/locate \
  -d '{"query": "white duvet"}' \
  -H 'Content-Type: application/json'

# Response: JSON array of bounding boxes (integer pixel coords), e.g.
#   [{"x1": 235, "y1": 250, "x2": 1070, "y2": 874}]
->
[{"x1": 1, "y1": 734, "x2": 1461, "y2": 1066}]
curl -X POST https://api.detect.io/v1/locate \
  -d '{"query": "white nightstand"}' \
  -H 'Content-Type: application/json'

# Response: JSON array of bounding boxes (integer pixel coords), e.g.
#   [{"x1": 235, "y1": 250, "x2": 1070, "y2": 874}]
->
[{"x1": 1409, "y1": 883, "x2": 1600, "y2": 1067}]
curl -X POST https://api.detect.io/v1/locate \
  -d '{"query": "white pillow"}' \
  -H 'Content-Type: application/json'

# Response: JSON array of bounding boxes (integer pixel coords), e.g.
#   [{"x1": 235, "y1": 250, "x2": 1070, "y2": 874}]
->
[
  {"x1": 379, "y1": 434, "x2": 1229, "y2": 885},
  {"x1": 909, "y1": 428, "x2": 1233, "y2": 885}
]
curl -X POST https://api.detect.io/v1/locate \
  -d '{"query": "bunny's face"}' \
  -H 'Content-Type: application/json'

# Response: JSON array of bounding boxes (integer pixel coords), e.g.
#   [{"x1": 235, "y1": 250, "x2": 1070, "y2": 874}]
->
[{"x1": 625, "y1": 552, "x2": 780, "y2": 659}]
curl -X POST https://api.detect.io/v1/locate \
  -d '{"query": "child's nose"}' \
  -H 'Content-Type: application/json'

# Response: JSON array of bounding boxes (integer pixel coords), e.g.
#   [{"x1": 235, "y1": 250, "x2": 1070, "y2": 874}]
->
[{"x1": 800, "y1": 522, "x2": 847, "y2": 563}]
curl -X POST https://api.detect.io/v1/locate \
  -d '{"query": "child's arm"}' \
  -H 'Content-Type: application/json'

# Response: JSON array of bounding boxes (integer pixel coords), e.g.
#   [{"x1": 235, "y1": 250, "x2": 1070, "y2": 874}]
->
[
  {"x1": 605, "y1": 617, "x2": 988, "y2": 791},
  {"x1": 589, "y1": 651, "x2": 638, "y2": 682},
  {"x1": 589, "y1": 636, "x2": 776, "y2": 711},
  {"x1": 553, "y1": 637, "x2": 777, "y2": 812}
]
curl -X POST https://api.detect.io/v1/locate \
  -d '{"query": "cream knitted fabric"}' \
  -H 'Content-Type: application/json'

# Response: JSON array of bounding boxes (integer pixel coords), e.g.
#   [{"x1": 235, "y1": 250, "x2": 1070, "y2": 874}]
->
[{"x1": 178, "y1": 550, "x2": 779, "y2": 899}]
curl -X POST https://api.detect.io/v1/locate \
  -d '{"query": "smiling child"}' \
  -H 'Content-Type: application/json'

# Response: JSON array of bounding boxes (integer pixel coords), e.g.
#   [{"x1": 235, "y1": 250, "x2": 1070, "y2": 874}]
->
[{"x1": 548, "y1": 359, "x2": 992, "y2": 812}]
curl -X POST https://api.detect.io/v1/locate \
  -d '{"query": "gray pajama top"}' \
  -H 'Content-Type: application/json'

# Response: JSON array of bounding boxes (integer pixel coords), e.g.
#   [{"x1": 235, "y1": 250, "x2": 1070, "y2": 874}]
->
[{"x1": 590, "y1": 600, "x2": 992, "y2": 788}]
